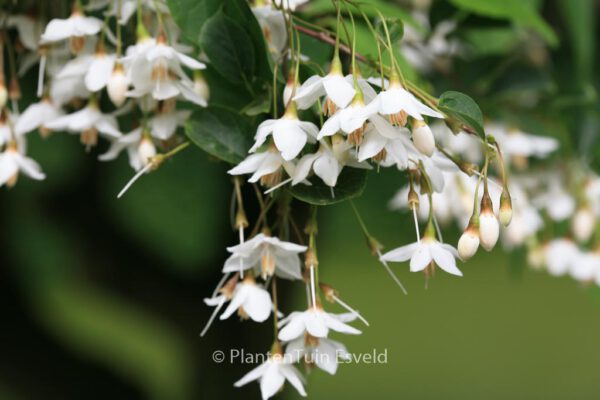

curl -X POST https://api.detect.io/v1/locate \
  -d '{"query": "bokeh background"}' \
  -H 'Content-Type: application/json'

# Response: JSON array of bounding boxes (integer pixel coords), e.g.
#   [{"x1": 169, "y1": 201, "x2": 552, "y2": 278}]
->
[{"x1": 2, "y1": 0, "x2": 600, "y2": 399}]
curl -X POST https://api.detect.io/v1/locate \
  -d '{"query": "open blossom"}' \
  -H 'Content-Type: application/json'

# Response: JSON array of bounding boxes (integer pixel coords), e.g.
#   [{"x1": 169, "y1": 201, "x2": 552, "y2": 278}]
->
[
  {"x1": 543, "y1": 239, "x2": 580, "y2": 277},
  {"x1": 204, "y1": 275, "x2": 272, "y2": 323},
  {"x1": 87, "y1": 0, "x2": 169, "y2": 25},
  {"x1": 149, "y1": 108, "x2": 190, "y2": 140},
  {"x1": 570, "y1": 251, "x2": 600, "y2": 283},
  {"x1": 292, "y1": 139, "x2": 371, "y2": 187},
  {"x1": 99, "y1": 127, "x2": 156, "y2": 171},
  {"x1": 14, "y1": 98, "x2": 63, "y2": 136},
  {"x1": 40, "y1": 11, "x2": 103, "y2": 45},
  {"x1": 285, "y1": 335, "x2": 351, "y2": 375},
  {"x1": 0, "y1": 141, "x2": 46, "y2": 187},
  {"x1": 357, "y1": 125, "x2": 412, "y2": 169},
  {"x1": 278, "y1": 308, "x2": 361, "y2": 341},
  {"x1": 293, "y1": 57, "x2": 355, "y2": 113},
  {"x1": 381, "y1": 234, "x2": 463, "y2": 276},
  {"x1": 124, "y1": 36, "x2": 207, "y2": 104},
  {"x1": 45, "y1": 100, "x2": 121, "y2": 147},
  {"x1": 229, "y1": 147, "x2": 296, "y2": 187},
  {"x1": 85, "y1": 50, "x2": 117, "y2": 92},
  {"x1": 249, "y1": 105, "x2": 318, "y2": 161},
  {"x1": 223, "y1": 233, "x2": 307, "y2": 280},
  {"x1": 252, "y1": 5, "x2": 287, "y2": 57},
  {"x1": 234, "y1": 347, "x2": 307, "y2": 399}
]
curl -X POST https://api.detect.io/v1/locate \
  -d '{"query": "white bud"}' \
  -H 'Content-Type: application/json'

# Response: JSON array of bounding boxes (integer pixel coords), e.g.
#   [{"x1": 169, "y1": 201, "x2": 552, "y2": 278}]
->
[
  {"x1": 572, "y1": 207, "x2": 596, "y2": 243},
  {"x1": 412, "y1": 120, "x2": 435, "y2": 157},
  {"x1": 138, "y1": 137, "x2": 156, "y2": 166},
  {"x1": 193, "y1": 72, "x2": 210, "y2": 102},
  {"x1": 107, "y1": 65, "x2": 128, "y2": 107},
  {"x1": 479, "y1": 211, "x2": 500, "y2": 251},
  {"x1": 458, "y1": 227, "x2": 479, "y2": 260}
]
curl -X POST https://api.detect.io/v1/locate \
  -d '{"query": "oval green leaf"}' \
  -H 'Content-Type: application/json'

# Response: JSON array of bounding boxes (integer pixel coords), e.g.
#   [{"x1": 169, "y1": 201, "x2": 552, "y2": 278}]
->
[
  {"x1": 438, "y1": 91, "x2": 486, "y2": 138},
  {"x1": 288, "y1": 167, "x2": 368, "y2": 206}
]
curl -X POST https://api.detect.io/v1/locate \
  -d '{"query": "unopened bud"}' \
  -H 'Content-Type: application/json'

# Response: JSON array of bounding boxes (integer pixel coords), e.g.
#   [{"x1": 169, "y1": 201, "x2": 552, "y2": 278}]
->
[
  {"x1": 572, "y1": 207, "x2": 596, "y2": 243},
  {"x1": 412, "y1": 119, "x2": 435, "y2": 157},
  {"x1": 458, "y1": 220, "x2": 480, "y2": 260},
  {"x1": 479, "y1": 192, "x2": 499, "y2": 251},
  {"x1": 107, "y1": 63, "x2": 128, "y2": 106},
  {"x1": 499, "y1": 189, "x2": 513, "y2": 227},
  {"x1": 193, "y1": 70, "x2": 210, "y2": 101}
]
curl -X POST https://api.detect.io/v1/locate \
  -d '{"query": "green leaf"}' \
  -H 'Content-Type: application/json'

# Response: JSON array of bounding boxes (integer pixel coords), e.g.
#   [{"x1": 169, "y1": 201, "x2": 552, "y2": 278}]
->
[
  {"x1": 289, "y1": 168, "x2": 368, "y2": 206},
  {"x1": 463, "y1": 28, "x2": 522, "y2": 57},
  {"x1": 200, "y1": 12, "x2": 255, "y2": 84},
  {"x1": 557, "y1": 0, "x2": 595, "y2": 83},
  {"x1": 241, "y1": 91, "x2": 272, "y2": 116},
  {"x1": 185, "y1": 107, "x2": 254, "y2": 164},
  {"x1": 167, "y1": 0, "x2": 221, "y2": 44},
  {"x1": 438, "y1": 91, "x2": 485, "y2": 138},
  {"x1": 449, "y1": 0, "x2": 558, "y2": 47}
]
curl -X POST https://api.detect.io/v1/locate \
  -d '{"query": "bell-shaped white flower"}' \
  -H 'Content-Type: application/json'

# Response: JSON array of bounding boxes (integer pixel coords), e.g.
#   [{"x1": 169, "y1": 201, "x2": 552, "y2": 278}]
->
[
  {"x1": 205, "y1": 275, "x2": 272, "y2": 323},
  {"x1": 252, "y1": 5, "x2": 287, "y2": 57},
  {"x1": 367, "y1": 74, "x2": 443, "y2": 124},
  {"x1": 85, "y1": 49, "x2": 116, "y2": 92},
  {"x1": 357, "y1": 125, "x2": 412, "y2": 169},
  {"x1": 148, "y1": 107, "x2": 190, "y2": 140},
  {"x1": 229, "y1": 147, "x2": 296, "y2": 187},
  {"x1": 99, "y1": 127, "x2": 156, "y2": 171},
  {"x1": 278, "y1": 308, "x2": 361, "y2": 341},
  {"x1": 285, "y1": 335, "x2": 351, "y2": 375},
  {"x1": 14, "y1": 97, "x2": 63, "y2": 136},
  {"x1": 0, "y1": 141, "x2": 46, "y2": 187},
  {"x1": 223, "y1": 233, "x2": 307, "y2": 280},
  {"x1": 380, "y1": 226, "x2": 463, "y2": 276},
  {"x1": 234, "y1": 346, "x2": 307, "y2": 400},
  {"x1": 45, "y1": 99, "x2": 121, "y2": 148},
  {"x1": 293, "y1": 57, "x2": 355, "y2": 113},
  {"x1": 292, "y1": 139, "x2": 371, "y2": 188},
  {"x1": 250, "y1": 104, "x2": 318, "y2": 161},
  {"x1": 40, "y1": 9, "x2": 103, "y2": 45}
]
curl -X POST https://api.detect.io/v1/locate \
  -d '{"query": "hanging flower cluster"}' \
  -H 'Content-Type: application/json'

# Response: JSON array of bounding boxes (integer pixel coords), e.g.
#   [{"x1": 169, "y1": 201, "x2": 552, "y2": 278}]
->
[{"x1": 0, "y1": 0, "x2": 597, "y2": 399}]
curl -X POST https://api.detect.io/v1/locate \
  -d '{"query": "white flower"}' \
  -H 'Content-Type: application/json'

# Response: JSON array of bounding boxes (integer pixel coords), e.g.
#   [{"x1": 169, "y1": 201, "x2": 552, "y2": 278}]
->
[
  {"x1": 571, "y1": 207, "x2": 596, "y2": 243},
  {"x1": 380, "y1": 236, "x2": 463, "y2": 276},
  {"x1": 40, "y1": 10, "x2": 103, "y2": 44},
  {"x1": 293, "y1": 61, "x2": 355, "y2": 112},
  {"x1": 87, "y1": 0, "x2": 168, "y2": 25},
  {"x1": 107, "y1": 64, "x2": 130, "y2": 106},
  {"x1": 252, "y1": 6, "x2": 287, "y2": 57},
  {"x1": 487, "y1": 123, "x2": 558, "y2": 160},
  {"x1": 85, "y1": 51, "x2": 117, "y2": 92},
  {"x1": 273, "y1": 0, "x2": 309, "y2": 11},
  {"x1": 285, "y1": 336, "x2": 351, "y2": 375},
  {"x1": 99, "y1": 127, "x2": 155, "y2": 171},
  {"x1": 234, "y1": 350, "x2": 307, "y2": 399},
  {"x1": 366, "y1": 76, "x2": 443, "y2": 123},
  {"x1": 0, "y1": 142, "x2": 45, "y2": 187},
  {"x1": 410, "y1": 149, "x2": 459, "y2": 193},
  {"x1": 278, "y1": 309, "x2": 361, "y2": 341},
  {"x1": 533, "y1": 181, "x2": 575, "y2": 221},
  {"x1": 14, "y1": 98, "x2": 63, "y2": 136},
  {"x1": 45, "y1": 101, "x2": 121, "y2": 147},
  {"x1": 357, "y1": 125, "x2": 412, "y2": 169},
  {"x1": 124, "y1": 36, "x2": 207, "y2": 104},
  {"x1": 544, "y1": 239, "x2": 580, "y2": 277},
  {"x1": 411, "y1": 119, "x2": 435, "y2": 156},
  {"x1": 292, "y1": 139, "x2": 370, "y2": 187},
  {"x1": 149, "y1": 108, "x2": 190, "y2": 140},
  {"x1": 228, "y1": 148, "x2": 296, "y2": 187},
  {"x1": 250, "y1": 106, "x2": 318, "y2": 161},
  {"x1": 204, "y1": 276, "x2": 272, "y2": 323},
  {"x1": 7, "y1": 14, "x2": 43, "y2": 51},
  {"x1": 223, "y1": 233, "x2": 307, "y2": 280}
]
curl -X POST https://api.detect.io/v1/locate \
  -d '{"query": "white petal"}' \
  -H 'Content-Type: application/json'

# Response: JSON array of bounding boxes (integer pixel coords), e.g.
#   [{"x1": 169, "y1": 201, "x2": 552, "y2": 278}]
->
[
  {"x1": 380, "y1": 242, "x2": 418, "y2": 262},
  {"x1": 272, "y1": 119, "x2": 307, "y2": 161},
  {"x1": 313, "y1": 152, "x2": 340, "y2": 187},
  {"x1": 430, "y1": 243, "x2": 462, "y2": 276},
  {"x1": 409, "y1": 244, "x2": 432, "y2": 272},
  {"x1": 260, "y1": 364, "x2": 285, "y2": 400},
  {"x1": 242, "y1": 285, "x2": 272, "y2": 322},
  {"x1": 322, "y1": 75, "x2": 355, "y2": 108},
  {"x1": 234, "y1": 362, "x2": 269, "y2": 387}
]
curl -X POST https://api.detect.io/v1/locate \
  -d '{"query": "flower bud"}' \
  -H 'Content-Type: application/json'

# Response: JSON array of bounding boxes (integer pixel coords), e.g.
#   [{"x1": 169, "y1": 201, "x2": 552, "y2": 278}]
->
[
  {"x1": 479, "y1": 193, "x2": 499, "y2": 251},
  {"x1": 138, "y1": 136, "x2": 156, "y2": 166},
  {"x1": 572, "y1": 207, "x2": 596, "y2": 243},
  {"x1": 107, "y1": 63, "x2": 128, "y2": 107},
  {"x1": 499, "y1": 189, "x2": 513, "y2": 227},
  {"x1": 411, "y1": 119, "x2": 435, "y2": 157},
  {"x1": 193, "y1": 70, "x2": 210, "y2": 101},
  {"x1": 458, "y1": 222, "x2": 479, "y2": 260}
]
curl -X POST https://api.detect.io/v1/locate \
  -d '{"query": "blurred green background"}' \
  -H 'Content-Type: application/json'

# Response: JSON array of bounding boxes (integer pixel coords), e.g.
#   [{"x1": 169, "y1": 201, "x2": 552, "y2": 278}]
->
[{"x1": 2, "y1": 0, "x2": 600, "y2": 399}]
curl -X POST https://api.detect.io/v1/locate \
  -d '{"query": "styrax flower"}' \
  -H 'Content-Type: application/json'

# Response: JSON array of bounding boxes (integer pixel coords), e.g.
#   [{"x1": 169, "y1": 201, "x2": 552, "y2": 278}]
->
[
  {"x1": 228, "y1": 147, "x2": 296, "y2": 187},
  {"x1": 204, "y1": 274, "x2": 272, "y2": 323},
  {"x1": 99, "y1": 127, "x2": 156, "y2": 171},
  {"x1": 15, "y1": 97, "x2": 63, "y2": 137},
  {"x1": 249, "y1": 103, "x2": 318, "y2": 161},
  {"x1": 278, "y1": 308, "x2": 361, "y2": 341},
  {"x1": 223, "y1": 233, "x2": 307, "y2": 280},
  {"x1": 285, "y1": 335, "x2": 351, "y2": 375},
  {"x1": 234, "y1": 343, "x2": 307, "y2": 400},
  {"x1": 0, "y1": 141, "x2": 46, "y2": 188},
  {"x1": 544, "y1": 239, "x2": 580, "y2": 277},
  {"x1": 40, "y1": 6, "x2": 103, "y2": 52}
]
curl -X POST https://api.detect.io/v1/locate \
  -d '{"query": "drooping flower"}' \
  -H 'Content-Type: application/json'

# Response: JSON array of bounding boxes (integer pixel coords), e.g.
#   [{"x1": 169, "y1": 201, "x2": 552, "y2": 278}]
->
[
  {"x1": 204, "y1": 274, "x2": 272, "y2": 323},
  {"x1": 0, "y1": 141, "x2": 46, "y2": 188},
  {"x1": 285, "y1": 334, "x2": 351, "y2": 375},
  {"x1": 14, "y1": 97, "x2": 63, "y2": 137},
  {"x1": 278, "y1": 308, "x2": 361, "y2": 342},
  {"x1": 99, "y1": 127, "x2": 156, "y2": 171},
  {"x1": 223, "y1": 233, "x2": 307, "y2": 280},
  {"x1": 543, "y1": 238, "x2": 580, "y2": 277},
  {"x1": 234, "y1": 343, "x2": 307, "y2": 399},
  {"x1": 249, "y1": 104, "x2": 318, "y2": 161},
  {"x1": 40, "y1": 6, "x2": 103, "y2": 52},
  {"x1": 228, "y1": 147, "x2": 296, "y2": 188},
  {"x1": 380, "y1": 226, "x2": 463, "y2": 277}
]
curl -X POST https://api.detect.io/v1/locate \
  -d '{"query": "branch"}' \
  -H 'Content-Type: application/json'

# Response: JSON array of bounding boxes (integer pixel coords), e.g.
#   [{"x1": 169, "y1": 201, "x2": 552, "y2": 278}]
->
[{"x1": 293, "y1": 24, "x2": 369, "y2": 64}]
